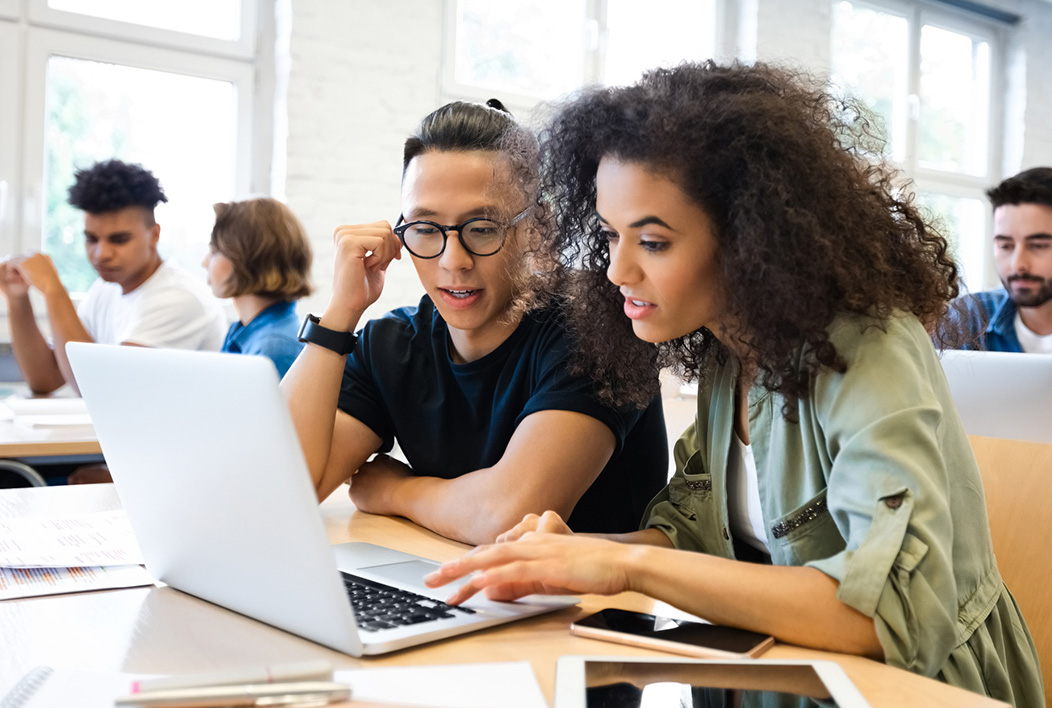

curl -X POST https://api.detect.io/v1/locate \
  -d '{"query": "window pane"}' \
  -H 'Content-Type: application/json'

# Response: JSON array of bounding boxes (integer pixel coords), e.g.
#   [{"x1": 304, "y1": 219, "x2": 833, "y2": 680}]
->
[
  {"x1": 830, "y1": 1, "x2": 909, "y2": 161},
  {"x1": 602, "y1": 0, "x2": 715, "y2": 87},
  {"x1": 47, "y1": 0, "x2": 241, "y2": 41},
  {"x1": 454, "y1": 0, "x2": 587, "y2": 99},
  {"x1": 44, "y1": 56, "x2": 238, "y2": 293},
  {"x1": 919, "y1": 192, "x2": 987, "y2": 290},
  {"x1": 918, "y1": 25, "x2": 990, "y2": 175}
]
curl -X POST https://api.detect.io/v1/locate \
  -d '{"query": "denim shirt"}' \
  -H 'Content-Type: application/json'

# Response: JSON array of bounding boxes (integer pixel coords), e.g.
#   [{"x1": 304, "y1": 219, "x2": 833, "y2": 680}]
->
[
  {"x1": 643, "y1": 313, "x2": 1042, "y2": 706},
  {"x1": 222, "y1": 300, "x2": 304, "y2": 378},
  {"x1": 951, "y1": 289, "x2": 1023, "y2": 352}
]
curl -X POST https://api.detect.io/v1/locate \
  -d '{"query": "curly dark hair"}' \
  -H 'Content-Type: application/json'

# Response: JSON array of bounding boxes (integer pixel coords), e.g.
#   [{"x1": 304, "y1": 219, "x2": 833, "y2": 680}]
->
[
  {"x1": 539, "y1": 61, "x2": 960, "y2": 413},
  {"x1": 986, "y1": 167, "x2": 1052, "y2": 210},
  {"x1": 67, "y1": 159, "x2": 167, "y2": 219}
]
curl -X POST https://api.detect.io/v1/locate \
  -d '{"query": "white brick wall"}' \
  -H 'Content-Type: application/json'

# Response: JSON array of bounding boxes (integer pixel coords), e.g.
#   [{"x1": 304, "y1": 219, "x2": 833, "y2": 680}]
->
[
  {"x1": 285, "y1": 0, "x2": 441, "y2": 323},
  {"x1": 1018, "y1": 4, "x2": 1052, "y2": 169},
  {"x1": 753, "y1": 0, "x2": 834, "y2": 73},
  {"x1": 285, "y1": 0, "x2": 1052, "y2": 317}
]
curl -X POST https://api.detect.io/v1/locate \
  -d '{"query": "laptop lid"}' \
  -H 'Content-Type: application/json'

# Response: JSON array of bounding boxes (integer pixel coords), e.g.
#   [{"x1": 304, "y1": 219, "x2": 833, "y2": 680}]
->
[
  {"x1": 66, "y1": 342, "x2": 363, "y2": 656},
  {"x1": 939, "y1": 349, "x2": 1052, "y2": 445}
]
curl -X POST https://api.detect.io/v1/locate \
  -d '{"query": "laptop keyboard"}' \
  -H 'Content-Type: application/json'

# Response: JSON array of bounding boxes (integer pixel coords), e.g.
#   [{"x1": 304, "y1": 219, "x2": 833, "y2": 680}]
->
[{"x1": 340, "y1": 572, "x2": 476, "y2": 632}]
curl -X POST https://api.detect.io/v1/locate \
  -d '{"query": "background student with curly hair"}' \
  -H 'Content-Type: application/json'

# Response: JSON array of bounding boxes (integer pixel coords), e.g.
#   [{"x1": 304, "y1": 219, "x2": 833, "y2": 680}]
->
[
  {"x1": 0, "y1": 159, "x2": 226, "y2": 395},
  {"x1": 203, "y1": 197, "x2": 313, "y2": 377},
  {"x1": 427, "y1": 62, "x2": 1042, "y2": 706}
]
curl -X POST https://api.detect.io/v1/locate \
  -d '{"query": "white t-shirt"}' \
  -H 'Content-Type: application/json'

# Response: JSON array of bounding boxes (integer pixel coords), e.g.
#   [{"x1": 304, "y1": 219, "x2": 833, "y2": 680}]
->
[
  {"x1": 1014, "y1": 312, "x2": 1052, "y2": 354},
  {"x1": 727, "y1": 431, "x2": 770, "y2": 554},
  {"x1": 77, "y1": 261, "x2": 227, "y2": 351}
]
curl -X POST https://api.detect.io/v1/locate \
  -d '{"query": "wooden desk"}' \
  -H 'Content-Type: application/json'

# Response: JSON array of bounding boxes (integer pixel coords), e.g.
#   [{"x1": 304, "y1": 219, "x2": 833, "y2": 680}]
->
[
  {"x1": 0, "y1": 386, "x2": 101, "y2": 459},
  {"x1": 0, "y1": 418, "x2": 101, "y2": 459},
  {"x1": 0, "y1": 485, "x2": 1007, "y2": 707}
]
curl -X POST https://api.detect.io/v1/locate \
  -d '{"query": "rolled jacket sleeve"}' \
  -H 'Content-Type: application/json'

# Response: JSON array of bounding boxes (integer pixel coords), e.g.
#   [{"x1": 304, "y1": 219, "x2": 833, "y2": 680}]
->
[
  {"x1": 802, "y1": 315, "x2": 994, "y2": 675},
  {"x1": 641, "y1": 312, "x2": 1040, "y2": 703}
]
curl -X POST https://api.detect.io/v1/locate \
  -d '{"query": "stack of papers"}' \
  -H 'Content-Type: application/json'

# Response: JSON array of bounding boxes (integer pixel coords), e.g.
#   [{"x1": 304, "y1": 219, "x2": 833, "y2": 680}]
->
[
  {"x1": 0, "y1": 396, "x2": 93, "y2": 428},
  {"x1": 0, "y1": 510, "x2": 152, "y2": 601}
]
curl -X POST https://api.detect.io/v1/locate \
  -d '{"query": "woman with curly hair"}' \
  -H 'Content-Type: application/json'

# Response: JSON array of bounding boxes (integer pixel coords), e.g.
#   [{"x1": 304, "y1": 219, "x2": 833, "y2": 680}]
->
[{"x1": 426, "y1": 62, "x2": 1042, "y2": 705}]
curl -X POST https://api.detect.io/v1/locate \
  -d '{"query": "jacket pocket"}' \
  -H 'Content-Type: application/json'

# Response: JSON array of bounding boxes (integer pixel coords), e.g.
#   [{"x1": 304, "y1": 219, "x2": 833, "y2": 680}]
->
[
  {"x1": 769, "y1": 489, "x2": 846, "y2": 566},
  {"x1": 667, "y1": 448, "x2": 713, "y2": 520}
]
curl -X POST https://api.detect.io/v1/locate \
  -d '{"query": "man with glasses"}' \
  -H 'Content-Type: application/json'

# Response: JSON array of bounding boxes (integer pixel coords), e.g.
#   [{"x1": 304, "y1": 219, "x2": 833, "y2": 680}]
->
[{"x1": 282, "y1": 100, "x2": 668, "y2": 545}]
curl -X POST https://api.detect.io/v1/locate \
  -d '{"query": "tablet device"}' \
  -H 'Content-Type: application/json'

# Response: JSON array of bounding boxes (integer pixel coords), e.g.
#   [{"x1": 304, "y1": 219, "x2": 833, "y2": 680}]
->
[{"x1": 553, "y1": 655, "x2": 871, "y2": 708}]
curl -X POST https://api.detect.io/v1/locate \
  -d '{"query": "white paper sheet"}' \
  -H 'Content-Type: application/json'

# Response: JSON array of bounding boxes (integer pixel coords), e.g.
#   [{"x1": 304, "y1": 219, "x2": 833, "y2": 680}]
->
[
  {"x1": 335, "y1": 662, "x2": 547, "y2": 708},
  {"x1": 0, "y1": 395, "x2": 89, "y2": 416},
  {"x1": 0, "y1": 564, "x2": 154, "y2": 601},
  {"x1": 2, "y1": 663, "x2": 546, "y2": 708},
  {"x1": 0, "y1": 668, "x2": 142, "y2": 708},
  {"x1": 12, "y1": 414, "x2": 94, "y2": 428},
  {"x1": 0, "y1": 510, "x2": 144, "y2": 568}
]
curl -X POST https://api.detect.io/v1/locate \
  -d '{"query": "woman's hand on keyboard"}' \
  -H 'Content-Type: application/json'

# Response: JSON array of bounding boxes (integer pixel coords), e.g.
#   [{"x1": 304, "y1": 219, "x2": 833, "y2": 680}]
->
[{"x1": 423, "y1": 532, "x2": 634, "y2": 605}]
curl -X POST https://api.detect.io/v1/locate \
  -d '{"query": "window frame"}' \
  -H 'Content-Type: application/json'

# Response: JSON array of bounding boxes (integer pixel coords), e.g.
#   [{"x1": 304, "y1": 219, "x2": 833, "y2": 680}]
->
[
  {"x1": 18, "y1": 27, "x2": 256, "y2": 257},
  {"x1": 0, "y1": 20, "x2": 20, "y2": 256},
  {"x1": 26, "y1": 0, "x2": 256, "y2": 60},
  {"x1": 440, "y1": 0, "x2": 717, "y2": 114},
  {"x1": 832, "y1": 0, "x2": 1005, "y2": 290},
  {"x1": 440, "y1": 0, "x2": 593, "y2": 111},
  {"x1": 912, "y1": 2, "x2": 1004, "y2": 290}
]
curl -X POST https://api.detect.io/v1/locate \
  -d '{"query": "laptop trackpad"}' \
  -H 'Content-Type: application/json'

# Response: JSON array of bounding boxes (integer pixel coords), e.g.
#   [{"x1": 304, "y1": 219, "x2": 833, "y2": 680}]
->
[{"x1": 360, "y1": 559, "x2": 442, "y2": 591}]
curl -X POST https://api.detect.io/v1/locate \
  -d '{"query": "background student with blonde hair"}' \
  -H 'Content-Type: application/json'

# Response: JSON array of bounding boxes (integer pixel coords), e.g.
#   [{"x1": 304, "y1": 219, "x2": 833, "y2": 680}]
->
[{"x1": 203, "y1": 197, "x2": 313, "y2": 377}]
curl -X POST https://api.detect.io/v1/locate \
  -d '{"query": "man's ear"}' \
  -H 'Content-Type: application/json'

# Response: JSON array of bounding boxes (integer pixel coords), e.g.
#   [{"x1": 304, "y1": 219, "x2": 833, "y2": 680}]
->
[{"x1": 150, "y1": 222, "x2": 161, "y2": 247}]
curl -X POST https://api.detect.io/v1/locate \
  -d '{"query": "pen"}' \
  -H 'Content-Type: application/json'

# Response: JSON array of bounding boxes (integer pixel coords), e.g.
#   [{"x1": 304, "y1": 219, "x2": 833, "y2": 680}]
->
[
  {"x1": 114, "y1": 680, "x2": 351, "y2": 707},
  {"x1": 131, "y1": 660, "x2": 334, "y2": 692}
]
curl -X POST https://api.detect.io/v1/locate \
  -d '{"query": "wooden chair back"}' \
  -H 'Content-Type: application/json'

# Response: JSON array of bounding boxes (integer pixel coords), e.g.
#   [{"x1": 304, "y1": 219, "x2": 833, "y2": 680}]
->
[{"x1": 969, "y1": 434, "x2": 1052, "y2": 706}]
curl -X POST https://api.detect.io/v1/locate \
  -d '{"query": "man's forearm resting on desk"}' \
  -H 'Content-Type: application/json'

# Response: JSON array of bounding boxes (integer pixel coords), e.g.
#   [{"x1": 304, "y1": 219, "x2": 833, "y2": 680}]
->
[{"x1": 348, "y1": 410, "x2": 616, "y2": 545}]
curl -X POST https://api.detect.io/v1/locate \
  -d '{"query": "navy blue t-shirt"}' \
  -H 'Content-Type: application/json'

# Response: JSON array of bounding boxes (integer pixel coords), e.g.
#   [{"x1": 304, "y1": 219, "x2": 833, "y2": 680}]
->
[{"x1": 337, "y1": 296, "x2": 668, "y2": 533}]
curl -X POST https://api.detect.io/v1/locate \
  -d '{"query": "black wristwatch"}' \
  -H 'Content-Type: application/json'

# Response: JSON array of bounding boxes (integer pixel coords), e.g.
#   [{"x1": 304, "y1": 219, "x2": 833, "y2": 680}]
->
[{"x1": 297, "y1": 314, "x2": 358, "y2": 355}]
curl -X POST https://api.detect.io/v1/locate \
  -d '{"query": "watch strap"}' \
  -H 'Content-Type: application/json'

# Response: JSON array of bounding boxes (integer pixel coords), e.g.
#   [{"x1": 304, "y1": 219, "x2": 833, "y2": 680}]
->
[{"x1": 297, "y1": 314, "x2": 358, "y2": 355}]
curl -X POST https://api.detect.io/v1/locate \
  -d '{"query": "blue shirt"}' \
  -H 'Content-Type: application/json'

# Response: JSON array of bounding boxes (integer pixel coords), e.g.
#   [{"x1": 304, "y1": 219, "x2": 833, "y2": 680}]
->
[
  {"x1": 337, "y1": 296, "x2": 669, "y2": 534},
  {"x1": 222, "y1": 300, "x2": 304, "y2": 377},
  {"x1": 947, "y1": 289, "x2": 1023, "y2": 352}
]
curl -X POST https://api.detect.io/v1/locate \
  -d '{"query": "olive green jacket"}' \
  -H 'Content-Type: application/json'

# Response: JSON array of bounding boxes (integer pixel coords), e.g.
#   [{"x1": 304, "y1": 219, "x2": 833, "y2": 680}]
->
[{"x1": 644, "y1": 313, "x2": 1043, "y2": 707}]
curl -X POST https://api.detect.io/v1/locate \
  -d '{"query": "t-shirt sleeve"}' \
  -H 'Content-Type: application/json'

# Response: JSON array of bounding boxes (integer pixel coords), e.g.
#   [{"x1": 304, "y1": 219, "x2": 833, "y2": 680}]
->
[
  {"x1": 119, "y1": 287, "x2": 220, "y2": 349},
  {"x1": 515, "y1": 316, "x2": 642, "y2": 453},
  {"x1": 336, "y1": 321, "x2": 396, "y2": 451},
  {"x1": 804, "y1": 316, "x2": 966, "y2": 675}
]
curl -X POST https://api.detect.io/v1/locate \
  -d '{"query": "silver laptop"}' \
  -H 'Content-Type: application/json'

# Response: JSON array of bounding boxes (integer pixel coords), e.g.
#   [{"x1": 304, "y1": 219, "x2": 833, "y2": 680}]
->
[
  {"x1": 938, "y1": 349, "x2": 1052, "y2": 445},
  {"x1": 66, "y1": 342, "x2": 577, "y2": 656}
]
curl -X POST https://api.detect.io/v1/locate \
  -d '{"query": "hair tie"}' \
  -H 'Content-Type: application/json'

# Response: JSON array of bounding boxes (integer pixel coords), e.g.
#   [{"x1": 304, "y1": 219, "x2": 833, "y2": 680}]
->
[{"x1": 486, "y1": 98, "x2": 511, "y2": 115}]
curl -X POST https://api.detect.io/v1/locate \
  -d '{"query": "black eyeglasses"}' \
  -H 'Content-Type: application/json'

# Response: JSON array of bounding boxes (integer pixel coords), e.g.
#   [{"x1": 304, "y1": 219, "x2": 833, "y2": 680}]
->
[{"x1": 393, "y1": 208, "x2": 530, "y2": 259}]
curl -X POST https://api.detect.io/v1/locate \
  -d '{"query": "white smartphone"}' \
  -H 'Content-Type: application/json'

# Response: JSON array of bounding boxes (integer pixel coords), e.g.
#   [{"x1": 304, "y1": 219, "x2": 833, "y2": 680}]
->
[
  {"x1": 553, "y1": 655, "x2": 872, "y2": 708},
  {"x1": 571, "y1": 608, "x2": 775, "y2": 659}
]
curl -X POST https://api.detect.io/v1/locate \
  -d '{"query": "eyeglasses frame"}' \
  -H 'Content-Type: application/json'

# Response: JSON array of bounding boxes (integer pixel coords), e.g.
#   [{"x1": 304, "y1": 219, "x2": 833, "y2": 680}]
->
[{"x1": 392, "y1": 207, "x2": 531, "y2": 259}]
